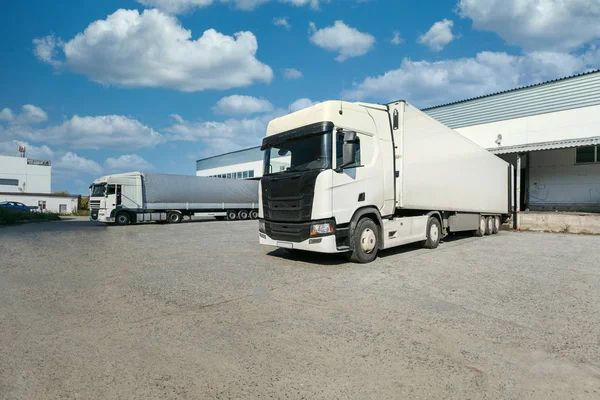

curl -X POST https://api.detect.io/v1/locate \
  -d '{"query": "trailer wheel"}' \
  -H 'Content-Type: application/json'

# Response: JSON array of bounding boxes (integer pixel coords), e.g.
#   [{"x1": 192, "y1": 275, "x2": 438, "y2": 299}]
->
[
  {"x1": 115, "y1": 211, "x2": 130, "y2": 226},
  {"x1": 238, "y1": 210, "x2": 249, "y2": 220},
  {"x1": 250, "y1": 210, "x2": 258, "y2": 219},
  {"x1": 226, "y1": 210, "x2": 237, "y2": 221},
  {"x1": 485, "y1": 216, "x2": 493, "y2": 235},
  {"x1": 167, "y1": 211, "x2": 182, "y2": 224},
  {"x1": 492, "y1": 216, "x2": 500, "y2": 234},
  {"x1": 422, "y1": 216, "x2": 441, "y2": 249},
  {"x1": 474, "y1": 215, "x2": 486, "y2": 237},
  {"x1": 347, "y1": 217, "x2": 379, "y2": 264}
]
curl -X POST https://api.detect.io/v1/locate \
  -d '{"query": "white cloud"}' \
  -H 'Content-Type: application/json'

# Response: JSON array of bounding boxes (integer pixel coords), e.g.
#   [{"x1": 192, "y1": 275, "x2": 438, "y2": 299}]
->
[
  {"x1": 137, "y1": 0, "x2": 325, "y2": 13},
  {"x1": 283, "y1": 68, "x2": 303, "y2": 79},
  {"x1": 32, "y1": 35, "x2": 63, "y2": 67},
  {"x1": 309, "y1": 20, "x2": 375, "y2": 62},
  {"x1": 0, "y1": 114, "x2": 163, "y2": 150},
  {"x1": 213, "y1": 95, "x2": 274, "y2": 115},
  {"x1": 273, "y1": 17, "x2": 291, "y2": 30},
  {"x1": 34, "y1": 9, "x2": 273, "y2": 92},
  {"x1": 0, "y1": 108, "x2": 15, "y2": 122},
  {"x1": 418, "y1": 19, "x2": 455, "y2": 51},
  {"x1": 459, "y1": 0, "x2": 600, "y2": 52},
  {"x1": 288, "y1": 98, "x2": 318, "y2": 112},
  {"x1": 104, "y1": 154, "x2": 154, "y2": 172},
  {"x1": 0, "y1": 105, "x2": 48, "y2": 124},
  {"x1": 344, "y1": 47, "x2": 600, "y2": 108},
  {"x1": 55, "y1": 152, "x2": 103, "y2": 176},
  {"x1": 391, "y1": 31, "x2": 403, "y2": 45}
]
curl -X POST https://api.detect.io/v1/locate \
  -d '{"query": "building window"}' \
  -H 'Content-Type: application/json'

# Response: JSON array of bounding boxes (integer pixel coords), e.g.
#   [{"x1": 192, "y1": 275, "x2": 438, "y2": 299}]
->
[
  {"x1": 576, "y1": 146, "x2": 598, "y2": 164},
  {"x1": 0, "y1": 178, "x2": 18, "y2": 186},
  {"x1": 242, "y1": 171, "x2": 248, "y2": 178},
  {"x1": 226, "y1": 173, "x2": 231, "y2": 179},
  {"x1": 249, "y1": 170, "x2": 254, "y2": 178}
]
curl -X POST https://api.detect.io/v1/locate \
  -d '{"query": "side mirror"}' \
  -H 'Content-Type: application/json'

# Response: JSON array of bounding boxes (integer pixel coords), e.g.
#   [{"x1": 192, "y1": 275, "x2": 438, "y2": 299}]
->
[{"x1": 336, "y1": 131, "x2": 358, "y2": 172}]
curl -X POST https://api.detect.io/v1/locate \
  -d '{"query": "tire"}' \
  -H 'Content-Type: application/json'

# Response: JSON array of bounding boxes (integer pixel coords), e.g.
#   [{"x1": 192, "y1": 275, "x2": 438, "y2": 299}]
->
[
  {"x1": 484, "y1": 216, "x2": 493, "y2": 235},
  {"x1": 226, "y1": 210, "x2": 237, "y2": 221},
  {"x1": 115, "y1": 211, "x2": 130, "y2": 226},
  {"x1": 347, "y1": 218, "x2": 379, "y2": 264},
  {"x1": 238, "y1": 210, "x2": 249, "y2": 220},
  {"x1": 250, "y1": 210, "x2": 258, "y2": 219},
  {"x1": 492, "y1": 216, "x2": 500, "y2": 234},
  {"x1": 422, "y1": 216, "x2": 441, "y2": 249},
  {"x1": 474, "y1": 215, "x2": 486, "y2": 237},
  {"x1": 167, "y1": 211, "x2": 182, "y2": 224}
]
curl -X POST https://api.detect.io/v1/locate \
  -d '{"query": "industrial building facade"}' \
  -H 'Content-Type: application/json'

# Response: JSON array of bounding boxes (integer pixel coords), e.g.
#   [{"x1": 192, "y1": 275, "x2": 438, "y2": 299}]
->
[
  {"x1": 0, "y1": 154, "x2": 80, "y2": 214},
  {"x1": 196, "y1": 70, "x2": 600, "y2": 212}
]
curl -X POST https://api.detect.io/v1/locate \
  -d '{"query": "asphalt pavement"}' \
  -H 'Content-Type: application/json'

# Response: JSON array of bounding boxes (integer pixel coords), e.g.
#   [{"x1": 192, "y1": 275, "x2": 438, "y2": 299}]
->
[{"x1": 1, "y1": 217, "x2": 599, "y2": 399}]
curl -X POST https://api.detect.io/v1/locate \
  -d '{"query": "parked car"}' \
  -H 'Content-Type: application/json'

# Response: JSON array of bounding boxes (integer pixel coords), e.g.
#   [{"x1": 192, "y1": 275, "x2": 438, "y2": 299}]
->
[{"x1": 0, "y1": 201, "x2": 31, "y2": 212}]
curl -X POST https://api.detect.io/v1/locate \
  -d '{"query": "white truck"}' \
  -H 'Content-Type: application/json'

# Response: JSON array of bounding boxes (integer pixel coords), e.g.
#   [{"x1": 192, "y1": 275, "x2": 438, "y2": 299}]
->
[
  {"x1": 89, "y1": 171, "x2": 259, "y2": 225},
  {"x1": 258, "y1": 100, "x2": 512, "y2": 263}
]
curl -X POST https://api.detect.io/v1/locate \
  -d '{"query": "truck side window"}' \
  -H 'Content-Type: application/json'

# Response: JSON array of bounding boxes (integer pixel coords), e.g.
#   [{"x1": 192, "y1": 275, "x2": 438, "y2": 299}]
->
[
  {"x1": 107, "y1": 185, "x2": 116, "y2": 195},
  {"x1": 336, "y1": 133, "x2": 361, "y2": 168}
]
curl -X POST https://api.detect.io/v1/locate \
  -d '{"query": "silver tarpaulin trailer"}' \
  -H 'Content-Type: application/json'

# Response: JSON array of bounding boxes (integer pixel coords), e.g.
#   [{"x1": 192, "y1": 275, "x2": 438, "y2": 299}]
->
[{"x1": 89, "y1": 171, "x2": 260, "y2": 225}]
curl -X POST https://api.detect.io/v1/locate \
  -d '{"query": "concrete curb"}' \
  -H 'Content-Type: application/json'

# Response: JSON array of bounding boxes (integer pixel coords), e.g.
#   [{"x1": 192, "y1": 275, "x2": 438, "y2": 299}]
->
[{"x1": 518, "y1": 212, "x2": 600, "y2": 234}]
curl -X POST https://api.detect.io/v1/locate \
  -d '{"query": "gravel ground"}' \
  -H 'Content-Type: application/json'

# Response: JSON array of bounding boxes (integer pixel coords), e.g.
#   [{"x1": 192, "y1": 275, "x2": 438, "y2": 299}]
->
[{"x1": 1, "y1": 217, "x2": 599, "y2": 399}]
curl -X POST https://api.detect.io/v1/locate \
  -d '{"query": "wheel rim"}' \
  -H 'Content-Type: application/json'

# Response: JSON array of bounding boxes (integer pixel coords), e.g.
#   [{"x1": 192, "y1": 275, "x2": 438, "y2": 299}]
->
[
  {"x1": 228, "y1": 212, "x2": 236, "y2": 219},
  {"x1": 430, "y1": 223, "x2": 439, "y2": 243},
  {"x1": 494, "y1": 217, "x2": 500, "y2": 231},
  {"x1": 240, "y1": 212, "x2": 247, "y2": 219},
  {"x1": 487, "y1": 218, "x2": 492, "y2": 232},
  {"x1": 118, "y1": 215, "x2": 127, "y2": 224},
  {"x1": 480, "y1": 218, "x2": 485, "y2": 232},
  {"x1": 360, "y1": 228, "x2": 376, "y2": 253}
]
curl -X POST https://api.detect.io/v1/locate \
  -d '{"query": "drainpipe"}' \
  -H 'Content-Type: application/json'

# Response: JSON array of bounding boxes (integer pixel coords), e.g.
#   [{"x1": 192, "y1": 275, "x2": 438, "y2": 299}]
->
[{"x1": 514, "y1": 153, "x2": 521, "y2": 230}]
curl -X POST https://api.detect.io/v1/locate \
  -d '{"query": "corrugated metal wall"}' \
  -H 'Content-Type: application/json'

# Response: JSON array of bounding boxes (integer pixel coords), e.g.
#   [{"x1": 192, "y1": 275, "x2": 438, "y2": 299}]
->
[{"x1": 423, "y1": 71, "x2": 600, "y2": 129}]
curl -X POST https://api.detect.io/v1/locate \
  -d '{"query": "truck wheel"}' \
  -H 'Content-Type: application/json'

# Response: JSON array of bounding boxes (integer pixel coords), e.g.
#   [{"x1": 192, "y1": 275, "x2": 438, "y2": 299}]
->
[
  {"x1": 474, "y1": 215, "x2": 486, "y2": 237},
  {"x1": 238, "y1": 210, "x2": 249, "y2": 220},
  {"x1": 226, "y1": 210, "x2": 237, "y2": 221},
  {"x1": 347, "y1": 218, "x2": 379, "y2": 264},
  {"x1": 492, "y1": 216, "x2": 500, "y2": 234},
  {"x1": 115, "y1": 211, "x2": 130, "y2": 226},
  {"x1": 485, "y1": 216, "x2": 493, "y2": 235},
  {"x1": 422, "y1": 217, "x2": 441, "y2": 249},
  {"x1": 250, "y1": 210, "x2": 258, "y2": 219},
  {"x1": 167, "y1": 211, "x2": 182, "y2": 223}
]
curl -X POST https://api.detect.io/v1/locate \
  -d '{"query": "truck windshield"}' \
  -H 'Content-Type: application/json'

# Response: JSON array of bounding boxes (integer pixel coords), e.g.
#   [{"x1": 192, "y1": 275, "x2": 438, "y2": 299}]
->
[
  {"x1": 90, "y1": 183, "x2": 106, "y2": 197},
  {"x1": 263, "y1": 131, "x2": 332, "y2": 175}
]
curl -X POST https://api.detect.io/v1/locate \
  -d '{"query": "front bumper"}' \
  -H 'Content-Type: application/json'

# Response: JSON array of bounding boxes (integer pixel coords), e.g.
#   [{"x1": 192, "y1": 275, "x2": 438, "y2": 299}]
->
[
  {"x1": 90, "y1": 209, "x2": 114, "y2": 223},
  {"x1": 259, "y1": 232, "x2": 341, "y2": 253}
]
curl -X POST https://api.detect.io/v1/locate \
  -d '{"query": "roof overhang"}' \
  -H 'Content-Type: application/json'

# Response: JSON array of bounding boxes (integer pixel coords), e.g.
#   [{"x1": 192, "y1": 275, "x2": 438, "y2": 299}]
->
[{"x1": 487, "y1": 136, "x2": 600, "y2": 155}]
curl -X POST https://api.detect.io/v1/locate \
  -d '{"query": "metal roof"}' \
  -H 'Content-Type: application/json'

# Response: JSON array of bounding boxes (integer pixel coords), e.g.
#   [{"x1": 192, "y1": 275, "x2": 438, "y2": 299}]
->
[
  {"x1": 488, "y1": 136, "x2": 600, "y2": 155},
  {"x1": 196, "y1": 146, "x2": 262, "y2": 171},
  {"x1": 422, "y1": 70, "x2": 600, "y2": 129}
]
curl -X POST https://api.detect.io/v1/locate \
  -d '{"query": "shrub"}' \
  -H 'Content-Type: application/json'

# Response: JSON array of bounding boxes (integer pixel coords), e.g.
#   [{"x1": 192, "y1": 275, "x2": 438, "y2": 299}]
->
[{"x1": 0, "y1": 208, "x2": 60, "y2": 226}]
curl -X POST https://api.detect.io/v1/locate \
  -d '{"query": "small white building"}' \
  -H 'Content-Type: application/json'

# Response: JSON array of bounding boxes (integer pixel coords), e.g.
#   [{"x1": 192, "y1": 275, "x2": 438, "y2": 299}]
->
[{"x1": 0, "y1": 154, "x2": 79, "y2": 214}]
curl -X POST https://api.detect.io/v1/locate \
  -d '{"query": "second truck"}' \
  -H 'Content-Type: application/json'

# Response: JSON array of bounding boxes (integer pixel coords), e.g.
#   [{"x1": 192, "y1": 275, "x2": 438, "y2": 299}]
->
[{"x1": 258, "y1": 100, "x2": 512, "y2": 263}]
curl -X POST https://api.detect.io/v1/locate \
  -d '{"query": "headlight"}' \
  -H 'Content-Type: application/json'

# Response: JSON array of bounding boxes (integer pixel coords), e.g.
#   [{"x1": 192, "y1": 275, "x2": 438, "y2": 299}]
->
[
  {"x1": 310, "y1": 222, "x2": 333, "y2": 236},
  {"x1": 259, "y1": 220, "x2": 265, "y2": 233}
]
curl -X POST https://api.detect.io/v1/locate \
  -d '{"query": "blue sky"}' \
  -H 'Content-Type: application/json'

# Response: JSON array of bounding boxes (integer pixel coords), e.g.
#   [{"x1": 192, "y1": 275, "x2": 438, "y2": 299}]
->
[{"x1": 1, "y1": 0, "x2": 599, "y2": 194}]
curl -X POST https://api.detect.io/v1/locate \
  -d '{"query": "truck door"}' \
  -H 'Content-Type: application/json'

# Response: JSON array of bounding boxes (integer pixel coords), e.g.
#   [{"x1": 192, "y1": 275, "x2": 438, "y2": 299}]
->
[{"x1": 106, "y1": 184, "x2": 117, "y2": 208}]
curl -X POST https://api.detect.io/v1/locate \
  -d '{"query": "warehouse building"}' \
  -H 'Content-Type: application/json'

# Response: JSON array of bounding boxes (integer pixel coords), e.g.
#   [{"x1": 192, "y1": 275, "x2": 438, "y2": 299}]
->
[
  {"x1": 196, "y1": 70, "x2": 600, "y2": 212},
  {"x1": 0, "y1": 153, "x2": 80, "y2": 213}
]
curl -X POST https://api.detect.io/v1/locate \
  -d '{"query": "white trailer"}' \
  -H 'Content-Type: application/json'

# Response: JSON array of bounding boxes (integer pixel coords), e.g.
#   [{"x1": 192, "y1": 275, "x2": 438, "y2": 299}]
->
[
  {"x1": 89, "y1": 172, "x2": 259, "y2": 225},
  {"x1": 258, "y1": 100, "x2": 512, "y2": 263}
]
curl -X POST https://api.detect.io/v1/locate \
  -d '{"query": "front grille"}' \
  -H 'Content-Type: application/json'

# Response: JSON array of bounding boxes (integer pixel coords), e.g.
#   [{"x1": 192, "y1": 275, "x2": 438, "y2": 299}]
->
[
  {"x1": 265, "y1": 221, "x2": 312, "y2": 242},
  {"x1": 261, "y1": 170, "x2": 319, "y2": 223},
  {"x1": 90, "y1": 200, "x2": 101, "y2": 209}
]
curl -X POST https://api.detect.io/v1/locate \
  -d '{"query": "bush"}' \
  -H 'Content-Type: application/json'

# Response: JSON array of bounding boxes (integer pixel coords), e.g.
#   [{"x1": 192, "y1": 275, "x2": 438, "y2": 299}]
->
[{"x1": 0, "y1": 208, "x2": 61, "y2": 226}]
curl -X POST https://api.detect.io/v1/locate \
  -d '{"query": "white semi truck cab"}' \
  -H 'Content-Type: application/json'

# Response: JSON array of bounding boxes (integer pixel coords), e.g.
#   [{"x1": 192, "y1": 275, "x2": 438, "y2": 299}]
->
[{"x1": 258, "y1": 100, "x2": 512, "y2": 263}]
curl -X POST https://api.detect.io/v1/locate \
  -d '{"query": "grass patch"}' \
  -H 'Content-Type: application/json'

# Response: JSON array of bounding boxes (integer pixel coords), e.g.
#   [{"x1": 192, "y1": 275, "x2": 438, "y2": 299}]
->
[
  {"x1": 0, "y1": 208, "x2": 61, "y2": 226},
  {"x1": 71, "y1": 209, "x2": 91, "y2": 217}
]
